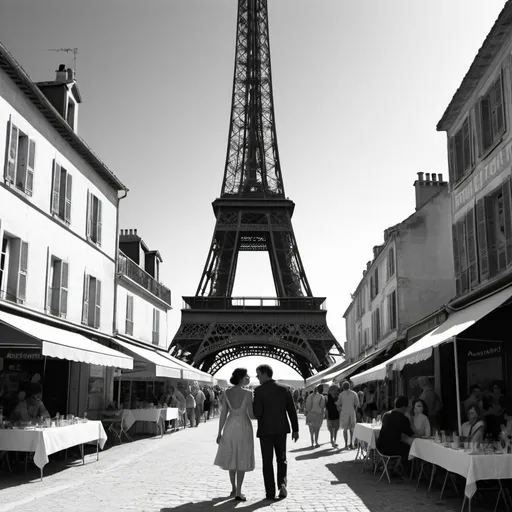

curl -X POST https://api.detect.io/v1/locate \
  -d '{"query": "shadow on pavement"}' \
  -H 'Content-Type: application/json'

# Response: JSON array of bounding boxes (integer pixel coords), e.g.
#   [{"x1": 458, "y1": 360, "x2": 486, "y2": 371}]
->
[
  {"x1": 295, "y1": 448, "x2": 342, "y2": 461},
  {"x1": 160, "y1": 497, "x2": 272, "y2": 511}
]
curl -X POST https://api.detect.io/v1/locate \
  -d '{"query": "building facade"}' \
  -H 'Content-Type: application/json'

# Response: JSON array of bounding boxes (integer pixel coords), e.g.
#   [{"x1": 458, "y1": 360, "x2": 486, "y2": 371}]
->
[
  {"x1": 0, "y1": 45, "x2": 130, "y2": 420},
  {"x1": 343, "y1": 174, "x2": 456, "y2": 372}
]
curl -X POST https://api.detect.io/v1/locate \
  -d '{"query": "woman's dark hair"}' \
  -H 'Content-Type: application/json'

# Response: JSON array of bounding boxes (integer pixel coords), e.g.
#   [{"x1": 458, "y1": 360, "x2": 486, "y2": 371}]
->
[
  {"x1": 412, "y1": 398, "x2": 429, "y2": 417},
  {"x1": 315, "y1": 384, "x2": 324, "y2": 394},
  {"x1": 467, "y1": 403, "x2": 482, "y2": 419},
  {"x1": 230, "y1": 368, "x2": 248, "y2": 386},
  {"x1": 469, "y1": 384, "x2": 481, "y2": 393}
]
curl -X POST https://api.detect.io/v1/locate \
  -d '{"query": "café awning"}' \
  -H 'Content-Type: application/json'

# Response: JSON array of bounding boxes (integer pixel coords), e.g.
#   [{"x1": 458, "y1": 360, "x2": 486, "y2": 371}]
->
[
  {"x1": 386, "y1": 285, "x2": 512, "y2": 372},
  {"x1": 304, "y1": 359, "x2": 348, "y2": 388},
  {"x1": 332, "y1": 346, "x2": 387, "y2": 384},
  {"x1": 112, "y1": 338, "x2": 181, "y2": 378},
  {"x1": 161, "y1": 352, "x2": 214, "y2": 383},
  {"x1": 350, "y1": 285, "x2": 512, "y2": 385},
  {"x1": 0, "y1": 310, "x2": 133, "y2": 369}
]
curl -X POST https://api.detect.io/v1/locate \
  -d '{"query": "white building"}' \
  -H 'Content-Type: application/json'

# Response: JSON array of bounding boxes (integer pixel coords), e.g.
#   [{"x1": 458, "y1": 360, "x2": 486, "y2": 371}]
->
[{"x1": 0, "y1": 45, "x2": 133, "y2": 420}]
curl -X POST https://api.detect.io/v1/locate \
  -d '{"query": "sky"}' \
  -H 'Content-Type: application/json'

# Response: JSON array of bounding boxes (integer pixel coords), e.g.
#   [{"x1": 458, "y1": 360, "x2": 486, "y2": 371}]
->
[{"x1": 0, "y1": 0, "x2": 506, "y2": 381}]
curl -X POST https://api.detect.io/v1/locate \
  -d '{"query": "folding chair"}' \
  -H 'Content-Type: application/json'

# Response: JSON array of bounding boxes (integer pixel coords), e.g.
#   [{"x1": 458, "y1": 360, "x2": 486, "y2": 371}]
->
[
  {"x1": 375, "y1": 448, "x2": 403, "y2": 484},
  {"x1": 108, "y1": 410, "x2": 133, "y2": 443}
]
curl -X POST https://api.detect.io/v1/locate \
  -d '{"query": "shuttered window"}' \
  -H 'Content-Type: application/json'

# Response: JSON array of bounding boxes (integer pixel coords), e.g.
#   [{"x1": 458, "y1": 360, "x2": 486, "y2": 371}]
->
[
  {"x1": 82, "y1": 274, "x2": 102, "y2": 329},
  {"x1": 388, "y1": 290, "x2": 397, "y2": 330},
  {"x1": 452, "y1": 208, "x2": 478, "y2": 295},
  {"x1": 387, "y1": 248, "x2": 395, "y2": 279},
  {"x1": 480, "y1": 73, "x2": 506, "y2": 154},
  {"x1": 49, "y1": 257, "x2": 69, "y2": 317},
  {"x1": 371, "y1": 308, "x2": 380, "y2": 344},
  {"x1": 152, "y1": 308, "x2": 160, "y2": 345},
  {"x1": 51, "y1": 161, "x2": 73, "y2": 224},
  {"x1": 86, "y1": 191, "x2": 102, "y2": 245},
  {"x1": 17, "y1": 241, "x2": 28, "y2": 303},
  {"x1": 125, "y1": 295, "x2": 134, "y2": 336},
  {"x1": 449, "y1": 117, "x2": 473, "y2": 183},
  {"x1": 4, "y1": 120, "x2": 36, "y2": 195}
]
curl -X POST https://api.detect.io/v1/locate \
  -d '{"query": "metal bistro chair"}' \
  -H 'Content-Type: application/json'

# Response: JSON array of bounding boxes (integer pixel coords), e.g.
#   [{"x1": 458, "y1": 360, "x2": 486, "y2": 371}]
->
[
  {"x1": 108, "y1": 409, "x2": 133, "y2": 444},
  {"x1": 374, "y1": 448, "x2": 404, "y2": 484}
]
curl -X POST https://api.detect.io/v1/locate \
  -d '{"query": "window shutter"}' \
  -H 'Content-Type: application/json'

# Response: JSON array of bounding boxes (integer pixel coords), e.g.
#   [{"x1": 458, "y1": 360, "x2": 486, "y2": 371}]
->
[
  {"x1": 473, "y1": 104, "x2": 483, "y2": 157},
  {"x1": 452, "y1": 224, "x2": 461, "y2": 295},
  {"x1": 493, "y1": 73, "x2": 505, "y2": 137},
  {"x1": 86, "y1": 191, "x2": 92, "y2": 238},
  {"x1": 94, "y1": 279, "x2": 101, "y2": 329},
  {"x1": 486, "y1": 195, "x2": 498, "y2": 276},
  {"x1": 60, "y1": 261, "x2": 69, "y2": 316},
  {"x1": 476, "y1": 198, "x2": 489, "y2": 281},
  {"x1": 50, "y1": 259, "x2": 61, "y2": 315},
  {"x1": 457, "y1": 219, "x2": 469, "y2": 293},
  {"x1": 25, "y1": 139, "x2": 35, "y2": 195},
  {"x1": 18, "y1": 241, "x2": 28, "y2": 302},
  {"x1": 501, "y1": 178, "x2": 512, "y2": 267},
  {"x1": 481, "y1": 97, "x2": 492, "y2": 152},
  {"x1": 51, "y1": 161, "x2": 61, "y2": 215},
  {"x1": 64, "y1": 173, "x2": 72, "y2": 223},
  {"x1": 448, "y1": 137, "x2": 456, "y2": 183},
  {"x1": 466, "y1": 208, "x2": 478, "y2": 289},
  {"x1": 96, "y1": 199, "x2": 102, "y2": 245},
  {"x1": 82, "y1": 273, "x2": 89, "y2": 325},
  {"x1": 5, "y1": 122, "x2": 17, "y2": 183}
]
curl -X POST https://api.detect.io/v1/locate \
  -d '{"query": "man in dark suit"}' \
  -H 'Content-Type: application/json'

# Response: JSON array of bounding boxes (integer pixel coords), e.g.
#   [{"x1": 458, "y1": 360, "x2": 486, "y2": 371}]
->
[{"x1": 253, "y1": 364, "x2": 299, "y2": 501}]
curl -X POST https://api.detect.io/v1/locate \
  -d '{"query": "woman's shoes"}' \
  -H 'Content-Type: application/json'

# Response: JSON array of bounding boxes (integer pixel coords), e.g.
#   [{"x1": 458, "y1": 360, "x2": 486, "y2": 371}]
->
[
  {"x1": 235, "y1": 495, "x2": 247, "y2": 502},
  {"x1": 315, "y1": 443, "x2": 320, "y2": 448},
  {"x1": 229, "y1": 490, "x2": 236, "y2": 497}
]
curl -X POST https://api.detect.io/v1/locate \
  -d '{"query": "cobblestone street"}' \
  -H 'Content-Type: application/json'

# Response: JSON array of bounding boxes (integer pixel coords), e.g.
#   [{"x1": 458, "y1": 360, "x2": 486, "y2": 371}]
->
[{"x1": 0, "y1": 417, "x2": 494, "y2": 511}]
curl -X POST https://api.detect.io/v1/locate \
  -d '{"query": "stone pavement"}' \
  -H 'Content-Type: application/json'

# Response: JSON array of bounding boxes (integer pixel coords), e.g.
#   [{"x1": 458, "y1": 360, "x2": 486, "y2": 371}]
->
[{"x1": 0, "y1": 416, "x2": 498, "y2": 511}]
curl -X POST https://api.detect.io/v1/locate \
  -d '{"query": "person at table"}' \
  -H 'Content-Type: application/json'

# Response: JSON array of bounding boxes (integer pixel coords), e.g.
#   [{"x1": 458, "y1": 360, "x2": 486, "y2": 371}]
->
[
  {"x1": 461, "y1": 404, "x2": 485, "y2": 443},
  {"x1": 464, "y1": 384, "x2": 483, "y2": 413},
  {"x1": 410, "y1": 399, "x2": 431, "y2": 438},
  {"x1": 10, "y1": 383, "x2": 50, "y2": 423},
  {"x1": 482, "y1": 382, "x2": 508, "y2": 439},
  {"x1": 418, "y1": 377, "x2": 442, "y2": 429},
  {"x1": 376, "y1": 395, "x2": 414, "y2": 470},
  {"x1": 336, "y1": 380, "x2": 360, "y2": 450}
]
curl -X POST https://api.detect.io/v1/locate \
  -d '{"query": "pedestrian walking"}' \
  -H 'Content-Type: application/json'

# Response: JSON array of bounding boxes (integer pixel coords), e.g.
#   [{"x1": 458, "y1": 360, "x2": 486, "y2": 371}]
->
[{"x1": 336, "y1": 380, "x2": 359, "y2": 450}]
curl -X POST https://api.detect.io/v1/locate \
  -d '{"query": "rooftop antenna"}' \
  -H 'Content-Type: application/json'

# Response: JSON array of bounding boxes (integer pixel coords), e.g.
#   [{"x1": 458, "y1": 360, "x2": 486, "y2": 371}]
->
[{"x1": 47, "y1": 48, "x2": 79, "y2": 76}]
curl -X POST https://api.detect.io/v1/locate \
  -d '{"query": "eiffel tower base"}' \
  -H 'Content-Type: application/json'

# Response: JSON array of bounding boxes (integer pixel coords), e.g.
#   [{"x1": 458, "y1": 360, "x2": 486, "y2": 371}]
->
[{"x1": 169, "y1": 297, "x2": 339, "y2": 379}]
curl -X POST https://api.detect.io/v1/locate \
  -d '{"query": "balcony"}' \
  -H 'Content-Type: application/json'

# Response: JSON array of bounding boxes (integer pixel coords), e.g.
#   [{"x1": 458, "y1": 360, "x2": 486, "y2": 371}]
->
[
  {"x1": 118, "y1": 253, "x2": 171, "y2": 306},
  {"x1": 182, "y1": 296, "x2": 326, "y2": 311}
]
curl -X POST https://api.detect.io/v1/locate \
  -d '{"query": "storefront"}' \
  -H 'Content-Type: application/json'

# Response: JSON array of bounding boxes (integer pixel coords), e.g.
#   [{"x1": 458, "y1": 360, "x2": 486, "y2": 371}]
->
[{"x1": 0, "y1": 310, "x2": 133, "y2": 421}]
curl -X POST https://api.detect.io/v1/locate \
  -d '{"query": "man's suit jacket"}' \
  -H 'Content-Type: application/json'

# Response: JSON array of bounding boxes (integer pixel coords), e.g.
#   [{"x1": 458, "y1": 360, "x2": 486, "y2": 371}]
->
[{"x1": 253, "y1": 380, "x2": 299, "y2": 438}]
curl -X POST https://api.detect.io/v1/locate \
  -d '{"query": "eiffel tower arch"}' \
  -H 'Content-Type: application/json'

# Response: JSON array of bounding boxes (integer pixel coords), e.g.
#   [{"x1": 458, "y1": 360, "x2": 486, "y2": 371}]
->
[{"x1": 170, "y1": 0, "x2": 343, "y2": 379}]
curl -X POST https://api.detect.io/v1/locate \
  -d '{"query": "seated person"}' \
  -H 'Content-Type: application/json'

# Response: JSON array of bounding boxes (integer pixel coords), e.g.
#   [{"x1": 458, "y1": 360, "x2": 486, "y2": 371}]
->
[
  {"x1": 10, "y1": 383, "x2": 50, "y2": 423},
  {"x1": 464, "y1": 384, "x2": 483, "y2": 413},
  {"x1": 461, "y1": 404, "x2": 485, "y2": 443},
  {"x1": 376, "y1": 395, "x2": 414, "y2": 468},
  {"x1": 410, "y1": 399, "x2": 431, "y2": 437}
]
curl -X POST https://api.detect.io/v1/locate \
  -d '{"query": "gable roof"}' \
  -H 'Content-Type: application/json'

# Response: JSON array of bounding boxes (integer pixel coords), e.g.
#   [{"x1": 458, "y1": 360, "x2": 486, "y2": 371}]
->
[
  {"x1": 0, "y1": 42, "x2": 126, "y2": 192},
  {"x1": 437, "y1": 1, "x2": 512, "y2": 131}
]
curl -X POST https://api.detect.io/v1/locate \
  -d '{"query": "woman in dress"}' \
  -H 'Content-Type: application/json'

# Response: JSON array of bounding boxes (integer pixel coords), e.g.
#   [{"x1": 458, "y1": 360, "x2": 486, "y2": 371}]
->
[
  {"x1": 214, "y1": 368, "x2": 255, "y2": 501},
  {"x1": 326, "y1": 385, "x2": 340, "y2": 448},
  {"x1": 410, "y1": 399, "x2": 431, "y2": 437},
  {"x1": 305, "y1": 384, "x2": 325, "y2": 448},
  {"x1": 461, "y1": 404, "x2": 485, "y2": 443}
]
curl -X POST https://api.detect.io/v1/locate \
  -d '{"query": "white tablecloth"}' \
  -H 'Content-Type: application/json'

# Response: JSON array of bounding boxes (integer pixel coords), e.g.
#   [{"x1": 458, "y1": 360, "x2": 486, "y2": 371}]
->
[
  {"x1": 124, "y1": 408, "x2": 165, "y2": 430},
  {"x1": 0, "y1": 421, "x2": 107, "y2": 469},
  {"x1": 161, "y1": 408, "x2": 179, "y2": 421},
  {"x1": 354, "y1": 423, "x2": 381, "y2": 449},
  {"x1": 410, "y1": 438, "x2": 512, "y2": 498}
]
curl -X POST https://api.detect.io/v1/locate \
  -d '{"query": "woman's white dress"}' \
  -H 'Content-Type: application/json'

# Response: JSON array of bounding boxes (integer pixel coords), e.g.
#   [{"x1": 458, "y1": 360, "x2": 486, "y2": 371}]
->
[{"x1": 214, "y1": 391, "x2": 255, "y2": 472}]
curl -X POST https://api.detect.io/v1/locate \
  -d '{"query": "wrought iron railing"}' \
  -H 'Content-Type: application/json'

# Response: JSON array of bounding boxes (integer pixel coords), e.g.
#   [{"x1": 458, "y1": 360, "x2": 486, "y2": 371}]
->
[
  {"x1": 182, "y1": 296, "x2": 326, "y2": 311},
  {"x1": 118, "y1": 253, "x2": 171, "y2": 306}
]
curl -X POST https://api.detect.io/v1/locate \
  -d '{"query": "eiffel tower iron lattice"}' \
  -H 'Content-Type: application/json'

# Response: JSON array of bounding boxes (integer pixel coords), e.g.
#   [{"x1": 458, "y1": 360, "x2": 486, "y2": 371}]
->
[{"x1": 170, "y1": 0, "x2": 343, "y2": 378}]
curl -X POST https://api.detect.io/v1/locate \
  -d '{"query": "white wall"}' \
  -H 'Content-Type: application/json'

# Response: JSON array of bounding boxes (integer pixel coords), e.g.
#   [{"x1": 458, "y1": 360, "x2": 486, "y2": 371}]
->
[
  {"x1": 0, "y1": 67, "x2": 119, "y2": 335},
  {"x1": 117, "y1": 283, "x2": 169, "y2": 349}
]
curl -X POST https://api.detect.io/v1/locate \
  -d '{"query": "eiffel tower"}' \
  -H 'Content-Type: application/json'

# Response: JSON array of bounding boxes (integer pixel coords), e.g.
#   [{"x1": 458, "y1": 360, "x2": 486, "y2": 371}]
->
[{"x1": 169, "y1": 0, "x2": 342, "y2": 378}]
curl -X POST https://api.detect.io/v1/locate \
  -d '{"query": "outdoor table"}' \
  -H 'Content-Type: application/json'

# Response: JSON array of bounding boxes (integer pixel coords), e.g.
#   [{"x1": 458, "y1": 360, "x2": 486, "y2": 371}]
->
[
  {"x1": 124, "y1": 408, "x2": 167, "y2": 437},
  {"x1": 410, "y1": 438, "x2": 512, "y2": 510},
  {"x1": 0, "y1": 420, "x2": 107, "y2": 480},
  {"x1": 353, "y1": 423, "x2": 381, "y2": 470},
  {"x1": 161, "y1": 407, "x2": 180, "y2": 434}
]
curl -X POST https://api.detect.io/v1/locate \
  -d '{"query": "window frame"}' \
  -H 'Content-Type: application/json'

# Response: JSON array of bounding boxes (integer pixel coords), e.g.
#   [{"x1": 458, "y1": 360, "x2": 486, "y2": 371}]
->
[
  {"x1": 86, "y1": 191, "x2": 102, "y2": 245},
  {"x1": 125, "y1": 295, "x2": 134, "y2": 336},
  {"x1": 152, "y1": 308, "x2": 160, "y2": 345},
  {"x1": 479, "y1": 72, "x2": 506, "y2": 156},
  {"x1": 48, "y1": 256, "x2": 69, "y2": 318}
]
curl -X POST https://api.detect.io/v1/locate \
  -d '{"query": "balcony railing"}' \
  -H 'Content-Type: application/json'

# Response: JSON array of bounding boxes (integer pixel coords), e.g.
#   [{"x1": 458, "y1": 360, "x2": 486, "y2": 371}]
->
[
  {"x1": 182, "y1": 296, "x2": 326, "y2": 311},
  {"x1": 118, "y1": 253, "x2": 171, "y2": 306}
]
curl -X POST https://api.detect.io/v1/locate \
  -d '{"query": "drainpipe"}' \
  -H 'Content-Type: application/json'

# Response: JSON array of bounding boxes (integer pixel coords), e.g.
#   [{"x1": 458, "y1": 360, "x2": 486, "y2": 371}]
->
[{"x1": 113, "y1": 188, "x2": 129, "y2": 335}]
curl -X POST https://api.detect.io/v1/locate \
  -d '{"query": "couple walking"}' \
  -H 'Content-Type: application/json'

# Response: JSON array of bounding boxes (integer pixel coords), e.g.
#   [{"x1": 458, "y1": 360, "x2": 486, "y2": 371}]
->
[{"x1": 214, "y1": 364, "x2": 299, "y2": 501}]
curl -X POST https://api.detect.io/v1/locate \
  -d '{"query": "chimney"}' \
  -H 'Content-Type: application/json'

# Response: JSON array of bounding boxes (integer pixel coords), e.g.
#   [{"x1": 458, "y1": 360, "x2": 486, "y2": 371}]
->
[
  {"x1": 134, "y1": 229, "x2": 138, "y2": 236},
  {"x1": 55, "y1": 64, "x2": 67, "y2": 83},
  {"x1": 66, "y1": 67, "x2": 74, "y2": 81},
  {"x1": 413, "y1": 171, "x2": 448, "y2": 210}
]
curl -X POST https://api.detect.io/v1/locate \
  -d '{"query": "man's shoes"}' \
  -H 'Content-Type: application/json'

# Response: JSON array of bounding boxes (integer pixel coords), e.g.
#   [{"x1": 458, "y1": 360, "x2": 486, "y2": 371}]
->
[
  {"x1": 278, "y1": 484, "x2": 288, "y2": 499},
  {"x1": 264, "y1": 495, "x2": 278, "y2": 501}
]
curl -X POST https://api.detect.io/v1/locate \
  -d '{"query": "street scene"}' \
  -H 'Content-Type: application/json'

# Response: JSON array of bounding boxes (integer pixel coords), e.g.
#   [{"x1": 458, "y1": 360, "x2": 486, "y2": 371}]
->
[{"x1": 1, "y1": 0, "x2": 512, "y2": 510}]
